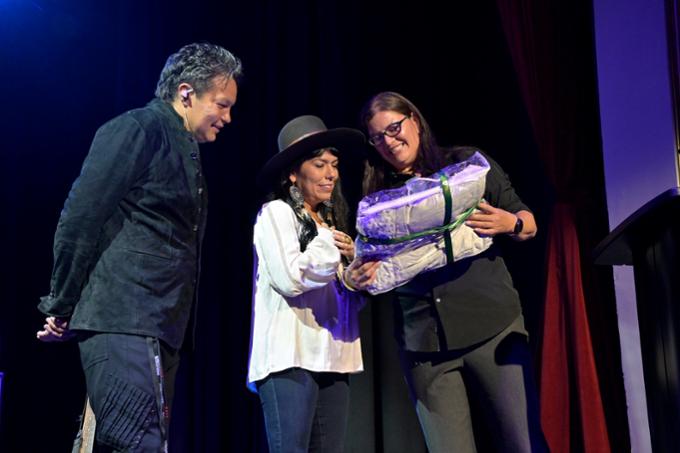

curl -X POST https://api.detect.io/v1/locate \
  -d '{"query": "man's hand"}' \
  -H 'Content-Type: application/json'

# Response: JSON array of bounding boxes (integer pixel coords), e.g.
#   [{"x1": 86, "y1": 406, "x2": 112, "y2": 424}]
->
[{"x1": 36, "y1": 316, "x2": 76, "y2": 342}]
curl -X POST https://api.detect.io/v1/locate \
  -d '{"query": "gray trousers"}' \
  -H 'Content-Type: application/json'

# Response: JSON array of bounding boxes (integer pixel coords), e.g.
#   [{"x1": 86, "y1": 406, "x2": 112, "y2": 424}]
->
[{"x1": 401, "y1": 317, "x2": 548, "y2": 453}]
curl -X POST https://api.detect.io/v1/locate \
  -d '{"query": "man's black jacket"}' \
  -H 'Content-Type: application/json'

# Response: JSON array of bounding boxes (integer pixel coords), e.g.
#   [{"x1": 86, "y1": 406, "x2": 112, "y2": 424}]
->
[{"x1": 38, "y1": 99, "x2": 207, "y2": 349}]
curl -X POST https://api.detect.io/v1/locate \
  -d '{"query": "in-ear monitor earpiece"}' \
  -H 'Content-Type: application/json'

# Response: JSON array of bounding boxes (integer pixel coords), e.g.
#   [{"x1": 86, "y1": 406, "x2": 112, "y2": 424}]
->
[{"x1": 181, "y1": 87, "x2": 194, "y2": 100}]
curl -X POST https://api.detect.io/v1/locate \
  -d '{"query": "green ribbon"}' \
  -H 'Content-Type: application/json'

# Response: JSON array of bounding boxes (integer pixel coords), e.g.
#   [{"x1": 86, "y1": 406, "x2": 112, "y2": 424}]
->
[
  {"x1": 359, "y1": 171, "x2": 479, "y2": 265},
  {"x1": 438, "y1": 172, "x2": 454, "y2": 264}
]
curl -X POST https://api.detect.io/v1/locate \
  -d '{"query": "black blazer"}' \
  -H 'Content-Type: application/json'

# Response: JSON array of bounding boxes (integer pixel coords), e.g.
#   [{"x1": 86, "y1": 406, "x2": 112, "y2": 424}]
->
[{"x1": 39, "y1": 99, "x2": 207, "y2": 349}]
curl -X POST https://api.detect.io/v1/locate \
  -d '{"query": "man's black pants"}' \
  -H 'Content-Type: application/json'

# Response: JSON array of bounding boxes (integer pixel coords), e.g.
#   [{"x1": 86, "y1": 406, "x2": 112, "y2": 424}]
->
[{"x1": 78, "y1": 333, "x2": 180, "y2": 453}]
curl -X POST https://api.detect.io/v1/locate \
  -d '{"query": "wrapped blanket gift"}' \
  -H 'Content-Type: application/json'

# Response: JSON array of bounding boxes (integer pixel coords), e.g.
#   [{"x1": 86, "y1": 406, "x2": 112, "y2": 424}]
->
[{"x1": 355, "y1": 151, "x2": 493, "y2": 294}]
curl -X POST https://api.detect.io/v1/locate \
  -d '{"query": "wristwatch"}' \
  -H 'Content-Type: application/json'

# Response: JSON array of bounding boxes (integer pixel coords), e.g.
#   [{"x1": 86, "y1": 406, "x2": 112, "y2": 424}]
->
[{"x1": 513, "y1": 216, "x2": 524, "y2": 235}]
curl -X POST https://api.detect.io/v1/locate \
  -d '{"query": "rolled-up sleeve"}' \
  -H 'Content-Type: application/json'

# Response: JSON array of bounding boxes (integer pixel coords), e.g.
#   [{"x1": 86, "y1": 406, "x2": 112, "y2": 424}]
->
[
  {"x1": 254, "y1": 201, "x2": 340, "y2": 297},
  {"x1": 483, "y1": 152, "x2": 530, "y2": 213}
]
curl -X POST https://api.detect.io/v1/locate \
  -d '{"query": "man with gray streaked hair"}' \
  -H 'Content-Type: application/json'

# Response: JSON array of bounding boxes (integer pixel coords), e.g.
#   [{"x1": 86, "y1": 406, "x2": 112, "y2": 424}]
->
[
  {"x1": 155, "y1": 42, "x2": 241, "y2": 103},
  {"x1": 35, "y1": 42, "x2": 241, "y2": 452}
]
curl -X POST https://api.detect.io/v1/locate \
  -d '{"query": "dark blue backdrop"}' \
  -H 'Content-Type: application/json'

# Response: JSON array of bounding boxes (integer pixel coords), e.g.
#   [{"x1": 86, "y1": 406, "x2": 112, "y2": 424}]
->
[{"x1": 0, "y1": 0, "x2": 625, "y2": 451}]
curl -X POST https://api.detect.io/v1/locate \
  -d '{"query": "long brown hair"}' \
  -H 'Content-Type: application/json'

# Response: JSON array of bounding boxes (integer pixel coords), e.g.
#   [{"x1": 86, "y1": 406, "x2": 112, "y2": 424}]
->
[{"x1": 359, "y1": 91, "x2": 446, "y2": 194}]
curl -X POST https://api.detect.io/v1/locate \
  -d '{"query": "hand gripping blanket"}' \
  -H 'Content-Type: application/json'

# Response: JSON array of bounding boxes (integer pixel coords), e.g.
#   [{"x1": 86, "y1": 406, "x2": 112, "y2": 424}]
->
[{"x1": 355, "y1": 151, "x2": 493, "y2": 294}]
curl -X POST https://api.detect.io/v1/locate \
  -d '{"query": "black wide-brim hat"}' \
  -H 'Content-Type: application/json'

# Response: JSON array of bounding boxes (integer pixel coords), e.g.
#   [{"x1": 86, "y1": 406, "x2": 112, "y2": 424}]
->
[{"x1": 257, "y1": 115, "x2": 365, "y2": 190}]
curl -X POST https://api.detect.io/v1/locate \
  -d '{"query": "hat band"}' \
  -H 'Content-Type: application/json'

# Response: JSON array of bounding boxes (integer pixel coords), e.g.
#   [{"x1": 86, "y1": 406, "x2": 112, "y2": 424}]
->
[{"x1": 285, "y1": 129, "x2": 326, "y2": 149}]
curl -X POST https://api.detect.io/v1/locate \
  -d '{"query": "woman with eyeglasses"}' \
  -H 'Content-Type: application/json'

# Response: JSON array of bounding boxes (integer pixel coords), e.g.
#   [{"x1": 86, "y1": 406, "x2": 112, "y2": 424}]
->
[
  {"x1": 248, "y1": 115, "x2": 374, "y2": 453},
  {"x1": 348, "y1": 92, "x2": 547, "y2": 452}
]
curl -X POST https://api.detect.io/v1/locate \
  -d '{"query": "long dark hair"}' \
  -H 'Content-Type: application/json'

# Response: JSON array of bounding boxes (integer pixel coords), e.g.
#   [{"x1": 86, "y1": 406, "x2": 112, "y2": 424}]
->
[
  {"x1": 268, "y1": 148, "x2": 351, "y2": 253},
  {"x1": 359, "y1": 91, "x2": 446, "y2": 194}
]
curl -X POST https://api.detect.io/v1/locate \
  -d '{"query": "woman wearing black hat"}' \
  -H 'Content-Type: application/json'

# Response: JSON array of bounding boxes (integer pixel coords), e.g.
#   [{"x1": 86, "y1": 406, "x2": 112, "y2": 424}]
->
[{"x1": 247, "y1": 115, "x2": 375, "y2": 453}]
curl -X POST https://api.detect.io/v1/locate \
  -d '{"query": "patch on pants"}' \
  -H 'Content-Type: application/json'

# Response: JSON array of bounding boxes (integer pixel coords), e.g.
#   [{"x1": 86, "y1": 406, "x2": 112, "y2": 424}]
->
[{"x1": 97, "y1": 373, "x2": 157, "y2": 451}]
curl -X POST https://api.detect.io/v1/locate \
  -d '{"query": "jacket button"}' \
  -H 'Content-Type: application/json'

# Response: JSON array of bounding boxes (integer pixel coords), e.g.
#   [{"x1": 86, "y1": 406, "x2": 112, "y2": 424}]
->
[
  {"x1": 192, "y1": 225, "x2": 198, "y2": 232},
  {"x1": 435, "y1": 297, "x2": 442, "y2": 303},
  {"x1": 198, "y1": 187, "x2": 204, "y2": 195}
]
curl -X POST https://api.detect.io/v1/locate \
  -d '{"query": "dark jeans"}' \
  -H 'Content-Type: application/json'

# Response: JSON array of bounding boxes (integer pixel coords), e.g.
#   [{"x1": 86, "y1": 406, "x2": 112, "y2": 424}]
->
[
  {"x1": 257, "y1": 368, "x2": 350, "y2": 453},
  {"x1": 402, "y1": 317, "x2": 548, "y2": 453},
  {"x1": 78, "y1": 332, "x2": 180, "y2": 453}
]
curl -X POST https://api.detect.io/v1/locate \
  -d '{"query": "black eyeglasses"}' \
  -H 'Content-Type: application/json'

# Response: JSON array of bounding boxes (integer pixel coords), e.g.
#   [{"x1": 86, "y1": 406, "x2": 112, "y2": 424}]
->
[{"x1": 368, "y1": 116, "x2": 410, "y2": 147}]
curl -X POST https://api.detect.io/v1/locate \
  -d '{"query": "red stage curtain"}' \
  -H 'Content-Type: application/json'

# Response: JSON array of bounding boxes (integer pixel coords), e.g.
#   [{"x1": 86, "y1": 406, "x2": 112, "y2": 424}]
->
[
  {"x1": 541, "y1": 204, "x2": 610, "y2": 452},
  {"x1": 495, "y1": 1, "x2": 612, "y2": 451}
]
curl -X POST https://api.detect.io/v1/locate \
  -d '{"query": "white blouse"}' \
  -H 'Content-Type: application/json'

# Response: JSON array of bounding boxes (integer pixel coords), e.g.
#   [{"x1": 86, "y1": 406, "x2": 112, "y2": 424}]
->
[{"x1": 247, "y1": 200, "x2": 364, "y2": 391}]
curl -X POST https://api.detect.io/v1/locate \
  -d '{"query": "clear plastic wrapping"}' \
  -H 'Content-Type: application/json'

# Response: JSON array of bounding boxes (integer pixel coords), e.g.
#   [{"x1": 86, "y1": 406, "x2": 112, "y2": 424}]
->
[{"x1": 355, "y1": 152, "x2": 493, "y2": 294}]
